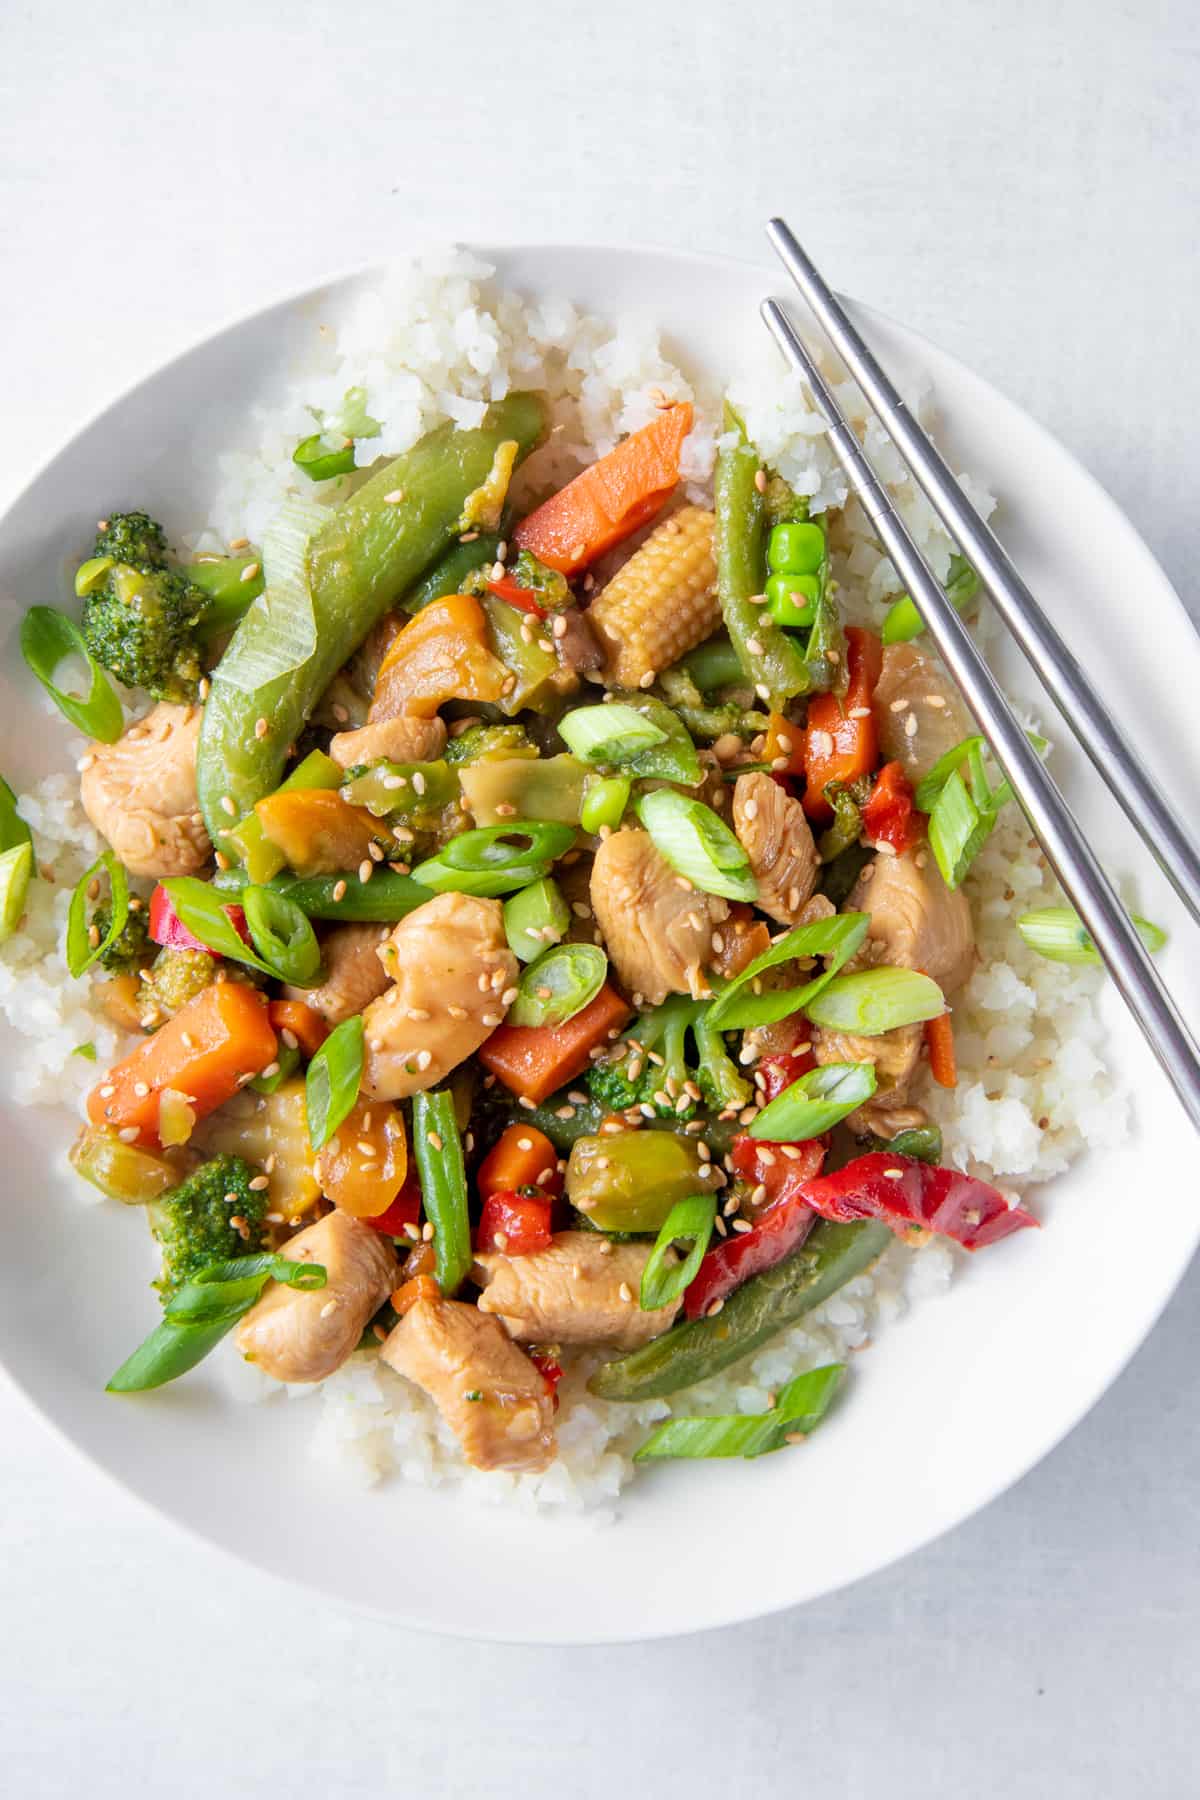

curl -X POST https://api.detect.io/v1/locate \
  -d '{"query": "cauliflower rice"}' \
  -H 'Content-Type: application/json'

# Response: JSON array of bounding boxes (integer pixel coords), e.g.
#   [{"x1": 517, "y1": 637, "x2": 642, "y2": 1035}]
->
[{"x1": 0, "y1": 250, "x2": 1130, "y2": 1516}]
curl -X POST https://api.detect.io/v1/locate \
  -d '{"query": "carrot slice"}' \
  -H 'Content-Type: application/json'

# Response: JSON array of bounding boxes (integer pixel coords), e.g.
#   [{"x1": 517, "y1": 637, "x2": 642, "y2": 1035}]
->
[
  {"x1": 391, "y1": 1272, "x2": 441, "y2": 1316},
  {"x1": 802, "y1": 626, "x2": 884, "y2": 820},
  {"x1": 477, "y1": 983, "x2": 633, "y2": 1104},
  {"x1": 925, "y1": 1011, "x2": 957, "y2": 1088},
  {"x1": 88, "y1": 982, "x2": 277, "y2": 1148},
  {"x1": 477, "y1": 1123, "x2": 562, "y2": 1199},
  {"x1": 512, "y1": 404, "x2": 693, "y2": 575},
  {"x1": 267, "y1": 999, "x2": 329, "y2": 1060}
]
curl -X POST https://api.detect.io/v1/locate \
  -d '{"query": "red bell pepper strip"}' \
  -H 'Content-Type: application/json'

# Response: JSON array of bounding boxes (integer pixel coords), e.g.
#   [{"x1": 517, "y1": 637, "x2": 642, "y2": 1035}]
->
[
  {"x1": 756, "y1": 1045, "x2": 817, "y2": 1103},
  {"x1": 476, "y1": 1189, "x2": 555, "y2": 1256},
  {"x1": 487, "y1": 574, "x2": 546, "y2": 618},
  {"x1": 684, "y1": 1135, "x2": 826, "y2": 1319},
  {"x1": 799, "y1": 1151, "x2": 1037, "y2": 1250},
  {"x1": 365, "y1": 1167, "x2": 423, "y2": 1238},
  {"x1": 862, "y1": 760, "x2": 921, "y2": 854},
  {"x1": 802, "y1": 626, "x2": 884, "y2": 821},
  {"x1": 149, "y1": 883, "x2": 250, "y2": 955}
]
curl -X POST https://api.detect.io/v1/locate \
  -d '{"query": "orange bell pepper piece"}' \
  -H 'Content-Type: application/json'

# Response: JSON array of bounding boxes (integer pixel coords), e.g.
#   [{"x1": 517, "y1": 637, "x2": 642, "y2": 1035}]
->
[
  {"x1": 368, "y1": 592, "x2": 507, "y2": 721},
  {"x1": 512, "y1": 404, "x2": 693, "y2": 575},
  {"x1": 477, "y1": 1123, "x2": 562, "y2": 1199},
  {"x1": 254, "y1": 789, "x2": 383, "y2": 877},
  {"x1": 802, "y1": 626, "x2": 884, "y2": 821},
  {"x1": 87, "y1": 982, "x2": 277, "y2": 1149},
  {"x1": 477, "y1": 983, "x2": 633, "y2": 1104}
]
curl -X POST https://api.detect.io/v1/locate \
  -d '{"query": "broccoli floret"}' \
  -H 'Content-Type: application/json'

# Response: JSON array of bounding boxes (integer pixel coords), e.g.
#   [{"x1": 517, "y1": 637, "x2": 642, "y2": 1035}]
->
[
  {"x1": 444, "y1": 723, "x2": 536, "y2": 766},
  {"x1": 90, "y1": 902, "x2": 152, "y2": 974},
  {"x1": 94, "y1": 511, "x2": 169, "y2": 569},
  {"x1": 152, "y1": 1153, "x2": 268, "y2": 1298},
  {"x1": 586, "y1": 995, "x2": 753, "y2": 1123}
]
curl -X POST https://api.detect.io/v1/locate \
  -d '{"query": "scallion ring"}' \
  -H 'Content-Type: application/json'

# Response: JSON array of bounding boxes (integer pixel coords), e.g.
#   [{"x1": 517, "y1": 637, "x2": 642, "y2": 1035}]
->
[
  {"x1": 558, "y1": 703, "x2": 669, "y2": 765},
  {"x1": 305, "y1": 1014, "x2": 365, "y2": 1151},
  {"x1": 1017, "y1": 906, "x2": 1168, "y2": 967},
  {"x1": 20, "y1": 606, "x2": 124, "y2": 742},
  {"x1": 704, "y1": 912, "x2": 870, "y2": 1030},
  {"x1": 242, "y1": 883, "x2": 322, "y2": 986},
  {"x1": 639, "y1": 1193, "x2": 716, "y2": 1312},
  {"x1": 803, "y1": 967, "x2": 946, "y2": 1035},
  {"x1": 66, "y1": 850, "x2": 130, "y2": 978},
  {"x1": 749, "y1": 1062, "x2": 878, "y2": 1140},
  {"x1": 508, "y1": 941, "x2": 607, "y2": 1028},
  {"x1": 635, "y1": 788, "x2": 757, "y2": 902},
  {"x1": 634, "y1": 1364, "x2": 845, "y2": 1461}
]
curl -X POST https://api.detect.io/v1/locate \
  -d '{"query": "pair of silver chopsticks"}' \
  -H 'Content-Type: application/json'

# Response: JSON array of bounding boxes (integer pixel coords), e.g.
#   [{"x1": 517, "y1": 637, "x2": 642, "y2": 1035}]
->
[{"x1": 761, "y1": 217, "x2": 1200, "y2": 1134}]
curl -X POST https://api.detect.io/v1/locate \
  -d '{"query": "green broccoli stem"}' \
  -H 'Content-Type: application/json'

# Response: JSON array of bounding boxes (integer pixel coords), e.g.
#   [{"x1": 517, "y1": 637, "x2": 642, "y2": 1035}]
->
[
  {"x1": 693, "y1": 1012, "x2": 753, "y2": 1113},
  {"x1": 197, "y1": 394, "x2": 548, "y2": 848}
]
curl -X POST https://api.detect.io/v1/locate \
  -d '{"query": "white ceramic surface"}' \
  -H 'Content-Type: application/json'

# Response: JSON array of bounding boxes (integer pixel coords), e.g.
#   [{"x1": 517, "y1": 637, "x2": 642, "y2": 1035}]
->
[{"x1": 0, "y1": 243, "x2": 1196, "y2": 1645}]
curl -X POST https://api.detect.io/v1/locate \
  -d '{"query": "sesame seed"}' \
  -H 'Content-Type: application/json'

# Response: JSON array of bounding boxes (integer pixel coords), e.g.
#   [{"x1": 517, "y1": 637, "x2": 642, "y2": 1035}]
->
[
  {"x1": 332, "y1": 879, "x2": 347, "y2": 902},
  {"x1": 358, "y1": 859, "x2": 374, "y2": 883},
  {"x1": 198, "y1": 678, "x2": 211, "y2": 700},
  {"x1": 742, "y1": 798, "x2": 759, "y2": 821},
  {"x1": 248, "y1": 1174, "x2": 270, "y2": 1191},
  {"x1": 260, "y1": 1061, "x2": 280, "y2": 1079},
  {"x1": 883, "y1": 1167, "x2": 904, "y2": 1180},
  {"x1": 618, "y1": 1282, "x2": 633, "y2": 1303},
  {"x1": 87, "y1": 923, "x2": 101, "y2": 948},
  {"x1": 904, "y1": 712, "x2": 918, "y2": 738},
  {"x1": 254, "y1": 716, "x2": 269, "y2": 739},
  {"x1": 117, "y1": 1127, "x2": 140, "y2": 1143},
  {"x1": 756, "y1": 683, "x2": 771, "y2": 702},
  {"x1": 746, "y1": 637, "x2": 764, "y2": 657},
  {"x1": 367, "y1": 840, "x2": 385, "y2": 862},
  {"x1": 447, "y1": 1004, "x2": 467, "y2": 1019},
  {"x1": 494, "y1": 801, "x2": 517, "y2": 817},
  {"x1": 239, "y1": 561, "x2": 260, "y2": 583},
  {"x1": 426, "y1": 1130, "x2": 443, "y2": 1152},
  {"x1": 132, "y1": 1080, "x2": 150, "y2": 1097},
  {"x1": 481, "y1": 1012, "x2": 501, "y2": 1028},
  {"x1": 552, "y1": 615, "x2": 568, "y2": 639},
  {"x1": 384, "y1": 488, "x2": 405, "y2": 504},
  {"x1": 416, "y1": 1050, "x2": 432, "y2": 1071},
  {"x1": 501, "y1": 987, "x2": 518, "y2": 1007},
  {"x1": 925, "y1": 694, "x2": 947, "y2": 707},
  {"x1": 754, "y1": 468, "x2": 767, "y2": 493},
  {"x1": 406, "y1": 1007, "x2": 430, "y2": 1021},
  {"x1": 220, "y1": 794, "x2": 237, "y2": 817},
  {"x1": 706, "y1": 1298, "x2": 725, "y2": 1317},
  {"x1": 889, "y1": 697, "x2": 910, "y2": 713},
  {"x1": 280, "y1": 1028, "x2": 299, "y2": 1051}
]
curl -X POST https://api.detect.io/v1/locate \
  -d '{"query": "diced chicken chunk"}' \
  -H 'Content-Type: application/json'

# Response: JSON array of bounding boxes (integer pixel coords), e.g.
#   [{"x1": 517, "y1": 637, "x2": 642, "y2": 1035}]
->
[
  {"x1": 234, "y1": 1210, "x2": 397, "y2": 1383},
  {"x1": 847, "y1": 848, "x2": 975, "y2": 994},
  {"x1": 872, "y1": 644, "x2": 971, "y2": 782},
  {"x1": 475, "y1": 1230, "x2": 681, "y2": 1351},
  {"x1": 813, "y1": 1021, "x2": 924, "y2": 1127},
  {"x1": 285, "y1": 922, "x2": 391, "y2": 1025},
  {"x1": 360, "y1": 893, "x2": 518, "y2": 1100},
  {"x1": 79, "y1": 702, "x2": 210, "y2": 878},
  {"x1": 328, "y1": 715, "x2": 447, "y2": 771},
  {"x1": 731, "y1": 771, "x2": 819, "y2": 925},
  {"x1": 381, "y1": 1296, "x2": 556, "y2": 1473},
  {"x1": 590, "y1": 829, "x2": 727, "y2": 1005}
]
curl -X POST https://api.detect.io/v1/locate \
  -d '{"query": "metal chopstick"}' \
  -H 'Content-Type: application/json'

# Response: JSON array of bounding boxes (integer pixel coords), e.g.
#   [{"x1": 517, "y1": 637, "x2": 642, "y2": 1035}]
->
[
  {"x1": 765, "y1": 216, "x2": 1200, "y2": 932},
  {"x1": 760, "y1": 296, "x2": 1200, "y2": 1135}
]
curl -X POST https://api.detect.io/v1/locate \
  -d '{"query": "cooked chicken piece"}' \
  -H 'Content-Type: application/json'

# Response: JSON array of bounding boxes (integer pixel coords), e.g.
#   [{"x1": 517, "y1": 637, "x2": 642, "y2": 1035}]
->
[
  {"x1": 381, "y1": 1296, "x2": 555, "y2": 1473},
  {"x1": 328, "y1": 715, "x2": 447, "y2": 771},
  {"x1": 814, "y1": 1020, "x2": 924, "y2": 1124},
  {"x1": 285, "y1": 922, "x2": 391, "y2": 1025},
  {"x1": 235, "y1": 1210, "x2": 397, "y2": 1383},
  {"x1": 731, "y1": 771, "x2": 819, "y2": 925},
  {"x1": 476, "y1": 1231, "x2": 681, "y2": 1351},
  {"x1": 590, "y1": 829, "x2": 728, "y2": 1005},
  {"x1": 79, "y1": 702, "x2": 209, "y2": 879},
  {"x1": 847, "y1": 848, "x2": 975, "y2": 994},
  {"x1": 872, "y1": 643, "x2": 971, "y2": 783},
  {"x1": 360, "y1": 893, "x2": 518, "y2": 1100}
]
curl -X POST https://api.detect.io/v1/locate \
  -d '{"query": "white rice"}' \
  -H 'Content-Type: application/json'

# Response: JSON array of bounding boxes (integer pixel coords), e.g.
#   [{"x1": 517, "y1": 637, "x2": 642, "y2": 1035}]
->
[{"x1": 1, "y1": 249, "x2": 1129, "y2": 1517}]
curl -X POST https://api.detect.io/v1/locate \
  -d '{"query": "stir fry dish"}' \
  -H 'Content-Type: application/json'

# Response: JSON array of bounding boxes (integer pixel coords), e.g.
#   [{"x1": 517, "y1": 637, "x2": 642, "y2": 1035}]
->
[{"x1": 5, "y1": 361, "x2": 1157, "y2": 1487}]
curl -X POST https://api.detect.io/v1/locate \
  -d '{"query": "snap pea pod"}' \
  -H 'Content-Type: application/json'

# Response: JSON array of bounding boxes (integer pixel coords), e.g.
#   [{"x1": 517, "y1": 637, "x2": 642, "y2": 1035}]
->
[
  {"x1": 587, "y1": 1219, "x2": 892, "y2": 1401},
  {"x1": 714, "y1": 405, "x2": 812, "y2": 710},
  {"x1": 197, "y1": 393, "x2": 547, "y2": 846},
  {"x1": 212, "y1": 865, "x2": 431, "y2": 922},
  {"x1": 398, "y1": 533, "x2": 502, "y2": 614},
  {"x1": 412, "y1": 1090, "x2": 472, "y2": 1296},
  {"x1": 186, "y1": 550, "x2": 266, "y2": 637}
]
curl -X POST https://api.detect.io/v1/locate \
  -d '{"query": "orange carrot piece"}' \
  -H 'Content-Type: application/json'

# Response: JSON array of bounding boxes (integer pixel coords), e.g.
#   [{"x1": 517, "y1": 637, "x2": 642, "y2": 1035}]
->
[
  {"x1": 802, "y1": 626, "x2": 884, "y2": 820},
  {"x1": 477, "y1": 1123, "x2": 562, "y2": 1199},
  {"x1": 391, "y1": 1273, "x2": 441, "y2": 1316},
  {"x1": 512, "y1": 404, "x2": 693, "y2": 575},
  {"x1": 267, "y1": 999, "x2": 329, "y2": 1060},
  {"x1": 763, "y1": 710, "x2": 806, "y2": 777},
  {"x1": 477, "y1": 983, "x2": 633, "y2": 1104},
  {"x1": 88, "y1": 982, "x2": 277, "y2": 1148},
  {"x1": 925, "y1": 1011, "x2": 958, "y2": 1088}
]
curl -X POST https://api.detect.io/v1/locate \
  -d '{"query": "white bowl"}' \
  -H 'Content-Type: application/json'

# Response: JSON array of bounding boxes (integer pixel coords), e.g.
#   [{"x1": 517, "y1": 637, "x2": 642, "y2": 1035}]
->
[{"x1": 0, "y1": 244, "x2": 1196, "y2": 1644}]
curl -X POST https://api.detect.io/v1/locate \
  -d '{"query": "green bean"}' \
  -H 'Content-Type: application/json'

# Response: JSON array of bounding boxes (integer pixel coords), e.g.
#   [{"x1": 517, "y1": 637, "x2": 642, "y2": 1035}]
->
[
  {"x1": 656, "y1": 667, "x2": 764, "y2": 741},
  {"x1": 714, "y1": 405, "x2": 811, "y2": 710},
  {"x1": 587, "y1": 1220, "x2": 893, "y2": 1401},
  {"x1": 412, "y1": 1091, "x2": 472, "y2": 1295},
  {"x1": 399, "y1": 533, "x2": 502, "y2": 614},
  {"x1": 197, "y1": 394, "x2": 548, "y2": 846}
]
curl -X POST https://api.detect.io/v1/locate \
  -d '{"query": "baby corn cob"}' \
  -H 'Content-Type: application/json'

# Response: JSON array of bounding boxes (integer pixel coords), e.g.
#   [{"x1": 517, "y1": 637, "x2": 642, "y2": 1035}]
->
[{"x1": 588, "y1": 506, "x2": 719, "y2": 688}]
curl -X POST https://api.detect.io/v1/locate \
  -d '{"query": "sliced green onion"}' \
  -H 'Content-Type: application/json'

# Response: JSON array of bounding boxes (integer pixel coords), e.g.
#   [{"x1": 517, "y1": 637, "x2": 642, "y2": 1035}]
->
[
  {"x1": 928, "y1": 767, "x2": 994, "y2": 890},
  {"x1": 66, "y1": 851, "x2": 129, "y2": 978},
  {"x1": 639, "y1": 1193, "x2": 716, "y2": 1312},
  {"x1": 0, "y1": 775, "x2": 32, "y2": 855},
  {"x1": 705, "y1": 912, "x2": 870, "y2": 1030},
  {"x1": 1016, "y1": 906, "x2": 1168, "y2": 967},
  {"x1": 242, "y1": 884, "x2": 322, "y2": 986},
  {"x1": 292, "y1": 386, "x2": 380, "y2": 483},
  {"x1": 20, "y1": 606, "x2": 124, "y2": 742},
  {"x1": 635, "y1": 788, "x2": 757, "y2": 902},
  {"x1": 509, "y1": 942, "x2": 607, "y2": 1028},
  {"x1": 613, "y1": 693, "x2": 702, "y2": 787},
  {"x1": 503, "y1": 876, "x2": 569, "y2": 963},
  {"x1": 72, "y1": 1041, "x2": 97, "y2": 1061},
  {"x1": 882, "y1": 554, "x2": 979, "y2": 646},
  {"x1": 157, "y1": 876, "x2": 277, "y2": 978},
  {"x1": 412, "y1": 1090, "x2": 472, "y2": 1296},
  {"x1": 106, "y1": 1254, "x2": 327, "y2": 1394},
  {"x1": 412, "y1": 821, "x2": 574, "y2": 897},
  {"x1": 634, "y1": 1364, "x2": 845, "y2": 1461},
  {"x1": 0, "y1": 842, "x2": 33, "y2": 942},
  {"x1": 913, "y1": 736, "x2": 985, "y2": 813},
  {"x1": 305, "y1": 1015, "x2": 364, "y2": 1151},
  {"x1": 804, "y1": 967, "x2": 945, "y2": 1035},
  {"x1": 580, "y1": 773, "x2": 631, "y2": 835},
  {"x1": 749, "y1": 1062, "x2": 877, "y2": 1140},
  {"x1": 558, "y1": 703, "x2": 669, "y2": 765},
  {"x1": 74, "y1": 555, "x2": 114, "y2": 597}
]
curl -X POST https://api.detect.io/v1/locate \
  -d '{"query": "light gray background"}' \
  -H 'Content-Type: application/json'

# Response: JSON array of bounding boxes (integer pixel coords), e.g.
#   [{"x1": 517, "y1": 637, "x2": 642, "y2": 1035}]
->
[{"x1": 1, "y1": 2, "x2": 1196, "y2": 1795}]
